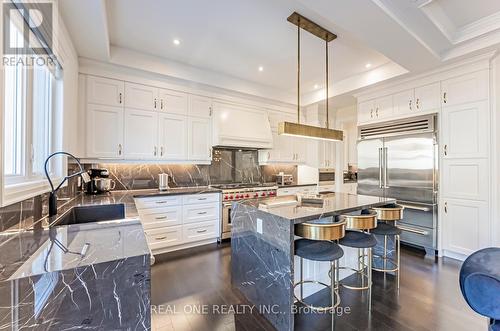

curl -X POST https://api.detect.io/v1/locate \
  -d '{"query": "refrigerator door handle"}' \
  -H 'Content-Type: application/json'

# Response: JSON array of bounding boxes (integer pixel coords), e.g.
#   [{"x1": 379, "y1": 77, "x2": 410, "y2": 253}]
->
[
  {"x1": 384, "y1": 147, "x2": 389, "y2": 188},
  {"x1": 378, "y1": 147, "x2": 383, "y2": 188}
]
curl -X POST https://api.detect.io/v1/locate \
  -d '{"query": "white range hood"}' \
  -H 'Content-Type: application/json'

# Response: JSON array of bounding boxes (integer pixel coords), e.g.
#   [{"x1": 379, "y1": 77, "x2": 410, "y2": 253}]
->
[{"x1": 212, "y1": 101, "x2": 273, "y2": 149}]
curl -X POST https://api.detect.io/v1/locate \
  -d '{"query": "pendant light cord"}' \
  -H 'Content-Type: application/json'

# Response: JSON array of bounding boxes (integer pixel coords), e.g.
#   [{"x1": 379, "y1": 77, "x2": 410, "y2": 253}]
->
[
  {"x1": 326, "y1": 39, "x2": 329, "y2": 129},
  {"x1": 297, "y1": 22, "x2": 301, "y2": 124}
]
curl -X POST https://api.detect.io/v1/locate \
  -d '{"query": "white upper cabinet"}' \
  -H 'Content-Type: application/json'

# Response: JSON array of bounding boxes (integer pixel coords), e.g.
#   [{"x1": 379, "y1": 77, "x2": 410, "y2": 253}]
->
[
  {"x1": 375, "y1": 95, "x2": 393, "y2": 119},
  {"x1": 357, "y1": 100, "x2": 374, "y2": 124},
  {"x1": 123, "y1": 109, "x2": 159, "y2": 159},
  {"x1": 86, "y1": 104, "x2": 124, "y2": 158},
  {"x1": 158, "y1": 114, "x2": 188, "y2": 160},
  {"x1": 393, "y1": 89, "x2": 414, "y2": 115},
  {"x1": 158, "y1": 89, "x2": 188, "y2": 115},
  {"x1": 87, "y1": 76, "x2": 124, "y2": 107},
  {"x1": 188, "y1": 117, "x2": 212, "y2": 161},
  {"x1": 441, "y1": 70, "x2": 488, "y2": 107},
  {"x1": 124, "y1": 82, "x2": 158, "y2": 111},
  {"x1": 441, "y1": 101, "x2": 488, "y2": 159},
  {"x1": 414, "y1": 82, "x2": 440, "y2": 112},
  {"x1": 189, "y1": 95, "x2": 212, "y2": 118}
]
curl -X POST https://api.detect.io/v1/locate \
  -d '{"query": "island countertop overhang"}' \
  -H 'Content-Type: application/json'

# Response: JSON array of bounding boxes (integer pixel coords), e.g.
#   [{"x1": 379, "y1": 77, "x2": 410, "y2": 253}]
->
[{"x1": 236, "y1": 192, "x2": 397, "y2": 224}]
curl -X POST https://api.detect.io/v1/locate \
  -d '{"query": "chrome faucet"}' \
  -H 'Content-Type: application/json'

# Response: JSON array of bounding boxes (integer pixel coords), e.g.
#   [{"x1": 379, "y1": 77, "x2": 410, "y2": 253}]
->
[{"x1": 44, "y1": 152, "x2": 90, "y2": 217}]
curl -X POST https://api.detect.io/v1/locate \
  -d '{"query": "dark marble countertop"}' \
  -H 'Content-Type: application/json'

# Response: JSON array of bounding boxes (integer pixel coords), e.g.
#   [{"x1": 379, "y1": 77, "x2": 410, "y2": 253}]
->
[{"x1": 240, "y1": 192, "x2": 395, "y2": 224}]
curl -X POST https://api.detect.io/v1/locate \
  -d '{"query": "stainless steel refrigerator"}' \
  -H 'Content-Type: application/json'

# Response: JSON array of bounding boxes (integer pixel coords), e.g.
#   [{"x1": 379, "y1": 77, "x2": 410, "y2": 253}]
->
[{"x1": 357, "y1": 115, "x2": 438, "y2": 255}]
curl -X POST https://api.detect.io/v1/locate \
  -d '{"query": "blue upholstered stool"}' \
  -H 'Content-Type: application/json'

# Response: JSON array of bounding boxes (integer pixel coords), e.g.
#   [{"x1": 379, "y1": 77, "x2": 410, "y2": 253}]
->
[
  {"x1": 371, "y1": 204, "x2": 404, "y2": 289},
  {"x1": 294, "y1": 220, "x2": 346, "y2": 312},
  {"x1": 459, "y1": 247, "x2": 500, "y2": 331},
  {"x1": 337, "y1": 210, "x2": 378, "y2": 310}
]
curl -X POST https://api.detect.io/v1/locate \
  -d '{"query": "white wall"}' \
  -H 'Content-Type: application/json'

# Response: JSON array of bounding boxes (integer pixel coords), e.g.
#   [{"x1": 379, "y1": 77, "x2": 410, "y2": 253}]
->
[{"x1": 491, "y1": 54, "x2": 500, "y2": 247}]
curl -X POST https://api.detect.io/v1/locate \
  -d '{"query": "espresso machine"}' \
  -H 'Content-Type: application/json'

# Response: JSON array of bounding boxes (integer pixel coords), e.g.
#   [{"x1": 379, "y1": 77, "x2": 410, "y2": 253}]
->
[{"x1": 85, "y1": 168, "x2": 115, "y2": 194}]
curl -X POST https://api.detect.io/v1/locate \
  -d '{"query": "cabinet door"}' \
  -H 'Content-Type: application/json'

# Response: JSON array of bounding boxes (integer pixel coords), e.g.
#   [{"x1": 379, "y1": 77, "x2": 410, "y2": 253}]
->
[
  {"x1": 375, "y1": 95, "x2": 393, "y2": 119},
  {"x1": 442, "y1": 198, "x2": 490, "y2": 256},
  {"x1": 158, "y1": 113, "x2": 188, "y2": 160},
  {"x1": 441, "y1": 158, "x2": 488, "y2": 201},
  {"x1": 393, "y1": 89, "x2": 414, "y2": 116},
  {"x1": 358, "y1": 100, "x2": 374, "y2": 123},
  {"x1": 87, "y1": 76, "x2": 124, "y2": 107},
  {"x1": 278, "y1": 135, "x2": 295, "y2": 162},
  {"x1": 123, "y1": 109, "x2": 158, "y2": 159},
  {"x1": 258, "y1": 130, "x2": 281, "y2": 163},
  {"x1": 86, "y1": 104, "x2": 123, "y2": 158},
  {"x1": 124, "y1": 82, "x2": 158, "y2": 111},
  {"x1": 189, "y1": 95, "x2": 212, "y2": 118},
  {"x1": 441, "y1": 70, "x2": 488, "y2": 107},
  {"x1": 293, "y1": 137, "x2": 307, "y2": 163},
  {"x1": 188, "y1": 117, "x2": 212, "y2": 161},
  {"x1": 441, "y1": 101, "x2": 488, "y2": 159},
  {"x1": 158, "y1": 89, "x2": 188, "y2": 115},
  {"x1": 414, "y1": 82, "x2": 440, "y2": 112}
]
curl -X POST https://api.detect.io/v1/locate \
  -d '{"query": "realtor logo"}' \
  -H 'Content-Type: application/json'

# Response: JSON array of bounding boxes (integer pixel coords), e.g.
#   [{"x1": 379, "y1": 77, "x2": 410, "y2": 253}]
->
[{"x1": 3, "y1": 2, "x2": 53, "y2": 55}]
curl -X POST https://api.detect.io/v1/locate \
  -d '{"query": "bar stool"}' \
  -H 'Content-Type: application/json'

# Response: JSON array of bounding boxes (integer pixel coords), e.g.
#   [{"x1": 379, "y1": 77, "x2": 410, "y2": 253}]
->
[
  {"x1": 294, "y1": 219, "x2": 346, "y2": 312},
  {"x1": 337, "y1": 209, "x2": 378, "y2": 310},
  {"x1": 371, "y1": 204, "x2": 404, "y2": 289}
]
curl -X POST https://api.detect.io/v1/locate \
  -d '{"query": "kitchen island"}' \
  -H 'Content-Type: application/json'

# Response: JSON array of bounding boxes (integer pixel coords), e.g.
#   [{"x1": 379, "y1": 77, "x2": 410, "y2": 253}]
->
[{"x1": 231, "y1": 192, "x2": 395, "y2": 331}]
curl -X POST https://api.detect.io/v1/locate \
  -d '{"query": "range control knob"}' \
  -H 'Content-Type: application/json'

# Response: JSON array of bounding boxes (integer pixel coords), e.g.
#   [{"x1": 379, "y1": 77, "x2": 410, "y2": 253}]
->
[
  {"x1": 229, "y1": 195, "x2": 234, "y2": 200},
  {"x1": 254, "y1": 193, "x2": 259, "y2": 198},
  {"x1": 224, "y1": 195, "x2": 228, "y2": 200},
  {"x1": 245, "y1": 194, "x2": 250, "y2": 198},
  {"x1": 261, "y1": 192, "x2": 266, "y2": 197}
]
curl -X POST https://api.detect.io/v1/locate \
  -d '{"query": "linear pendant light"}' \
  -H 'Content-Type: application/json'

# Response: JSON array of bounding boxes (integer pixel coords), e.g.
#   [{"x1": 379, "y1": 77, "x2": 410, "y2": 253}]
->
[{"x1": 278, "y1": 12, "x2": 343, "y2": 142}]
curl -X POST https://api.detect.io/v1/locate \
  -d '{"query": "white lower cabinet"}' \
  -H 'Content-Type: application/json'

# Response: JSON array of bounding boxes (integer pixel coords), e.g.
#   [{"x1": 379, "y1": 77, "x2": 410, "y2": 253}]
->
[
  {"x1": 277, "y1": 185, "x2": 317, "y2": 197},
  {"x1": 441, "y1": 199, "x2": 490, "y2": 257},
  {"x1": 135, "y1": 193, "x2": 220, "y2": 254}
]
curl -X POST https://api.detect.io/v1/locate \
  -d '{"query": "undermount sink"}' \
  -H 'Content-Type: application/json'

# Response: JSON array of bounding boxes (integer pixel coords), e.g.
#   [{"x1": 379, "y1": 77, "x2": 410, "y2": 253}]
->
[{"x1": 53, "y1": 204, "x2": 125, "y2": 226}]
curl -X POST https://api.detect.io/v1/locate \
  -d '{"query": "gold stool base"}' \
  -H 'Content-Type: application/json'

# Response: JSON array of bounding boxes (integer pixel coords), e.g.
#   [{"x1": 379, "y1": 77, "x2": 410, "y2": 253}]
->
[{"x1": 293, "y1": 280, "x2": 341, "y2": 312}]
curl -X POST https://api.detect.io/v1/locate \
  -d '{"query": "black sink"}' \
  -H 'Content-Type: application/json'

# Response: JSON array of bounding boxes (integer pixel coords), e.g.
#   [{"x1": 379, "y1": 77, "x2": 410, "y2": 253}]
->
[{"x1": 54, "y1": 204, "x2": 126, "y2": 226}]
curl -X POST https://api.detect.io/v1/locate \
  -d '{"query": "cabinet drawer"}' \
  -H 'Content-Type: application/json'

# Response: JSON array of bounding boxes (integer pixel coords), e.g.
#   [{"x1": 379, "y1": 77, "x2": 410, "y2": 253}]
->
[
  {"x1": 140, "y1": 207, "x2": 182, "y2": 230},
  {"x1": 183, "y1": 203, "x2": 219, "y2": 224},
  {"x1": 183, "y1": 221, "x2": 218, "y2": 243},
  {"x1": 277, "y1": 188, "x2": 299, "y2": 196},
  {"x1": 135, "y1": 196, "x2": 182, "y2": 209},
  {"x1": 145, "y1": 226, "x2": 182, "y2": 250},
  {"x1": 182, "y1": 193, "x2": 220, "y2": 205},
  {"x1": 398, "y1": 224, "x2": 436, "y2": 250}
]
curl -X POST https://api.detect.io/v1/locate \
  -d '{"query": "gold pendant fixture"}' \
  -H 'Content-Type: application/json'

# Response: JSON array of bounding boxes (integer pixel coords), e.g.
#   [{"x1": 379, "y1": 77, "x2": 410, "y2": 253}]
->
[{"x1": 278, "y1": 12, "x2": 343, "y2": 142}]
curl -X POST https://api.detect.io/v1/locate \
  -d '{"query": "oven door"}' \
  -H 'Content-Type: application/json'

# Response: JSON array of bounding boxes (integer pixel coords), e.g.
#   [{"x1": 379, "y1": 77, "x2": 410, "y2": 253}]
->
[{"x1": 222, "y1": 202, "x2": 232, "y2": 238}]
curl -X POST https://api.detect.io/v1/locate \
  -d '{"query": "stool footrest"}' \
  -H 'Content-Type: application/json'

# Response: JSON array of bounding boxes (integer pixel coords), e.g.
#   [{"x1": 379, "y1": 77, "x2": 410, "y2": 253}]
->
[{"x1": 293, "y1": 281, "x2": 341, "y2": 312}]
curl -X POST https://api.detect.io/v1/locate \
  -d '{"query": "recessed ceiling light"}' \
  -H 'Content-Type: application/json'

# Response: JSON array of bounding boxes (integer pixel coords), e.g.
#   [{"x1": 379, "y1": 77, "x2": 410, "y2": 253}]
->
[
  {"x1": 314, "y1": 84, "x2": 319, "y2": 89},
  {"x1": 365, "y1": 63, "x2": 372, "y2": 68},
  {"x1": 258, "y1": 66, "x2": 264, "y2": 72},
  {"x1": 173, "y1": 39, "x2": 181, "y2": 46}
]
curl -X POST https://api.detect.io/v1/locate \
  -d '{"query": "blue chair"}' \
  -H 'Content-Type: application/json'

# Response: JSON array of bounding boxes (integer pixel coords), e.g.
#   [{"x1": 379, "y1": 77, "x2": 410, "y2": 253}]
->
[{"x1": 459, "y1": 247, "x2": 500, "y2": 331}]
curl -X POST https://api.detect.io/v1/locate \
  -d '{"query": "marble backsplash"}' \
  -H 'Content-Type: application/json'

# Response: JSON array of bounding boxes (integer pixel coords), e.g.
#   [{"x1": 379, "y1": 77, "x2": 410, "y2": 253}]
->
[{"x1": 97, "y1": 149, "x2": 297, "y2": 190}]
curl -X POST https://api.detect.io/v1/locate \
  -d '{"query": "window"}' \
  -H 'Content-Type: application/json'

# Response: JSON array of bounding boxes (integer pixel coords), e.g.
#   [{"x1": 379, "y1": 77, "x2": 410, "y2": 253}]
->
[{"x1": 2, "y1": 7, "x2": 62, "y2": 206}]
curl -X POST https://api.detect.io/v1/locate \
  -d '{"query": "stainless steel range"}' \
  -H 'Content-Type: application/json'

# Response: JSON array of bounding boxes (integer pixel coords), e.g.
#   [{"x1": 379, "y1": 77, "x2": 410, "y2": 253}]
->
[{"x1": 211, "y1": 183, "x2": 278, "y2": 240}]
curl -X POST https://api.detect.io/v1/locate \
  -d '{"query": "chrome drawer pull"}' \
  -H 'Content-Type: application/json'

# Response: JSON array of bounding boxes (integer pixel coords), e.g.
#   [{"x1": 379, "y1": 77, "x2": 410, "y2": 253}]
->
[
  {"x1": 155, "y1": 216, "x2": 168, "y2": 220},
  {"x1": 397, "y1": 226, "x2": 428, "y2": 236},
  {"x1": 196, "y1": 229, "x2": 207, "y2": 233},
  {"x1": 197, "y1": 211, "x2": 207, "y2": 215},
  {"x1": 155, "y1": 236, "x2": 168, "y2": 240},
  {"x1": 197, "y1": 198, "x2": 207, "y2": 201},
  {"x1": 156, "y1": 201, "x2": 169, "y2": 204},
  {"x1": 398, "y1": 203, "x2": 431, "y2": 212}
]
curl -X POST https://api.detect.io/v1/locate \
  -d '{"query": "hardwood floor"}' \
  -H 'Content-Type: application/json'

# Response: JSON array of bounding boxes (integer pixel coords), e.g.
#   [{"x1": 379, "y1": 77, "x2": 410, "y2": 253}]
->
[{"x1": 150, "y1": 243, "x2": 485, "y2": 331}]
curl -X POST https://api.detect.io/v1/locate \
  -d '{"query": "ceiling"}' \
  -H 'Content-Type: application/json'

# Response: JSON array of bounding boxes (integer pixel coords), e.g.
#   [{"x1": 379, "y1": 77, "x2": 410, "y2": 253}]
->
[{"x1": 59, "y1": 0, "x2": 500, "y2": 105}]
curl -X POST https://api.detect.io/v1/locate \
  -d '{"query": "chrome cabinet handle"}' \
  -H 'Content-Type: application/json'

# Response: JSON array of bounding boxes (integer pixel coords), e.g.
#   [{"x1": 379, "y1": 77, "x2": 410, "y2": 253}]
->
[
  {"x1": 209, "y1": 106, "x2": 212, "y2": 116},
  {"x1": 154, "y1": 146, "x2": 157, "y2": 156},
  {"x1": 118, "y1": 144, "x2": 122, "y2": 155},
  {"x1": 160, "y1": 99, "x2": 164, "y2": 110},
  {"x1": 208, "y1": 148, "x2": 212, "y2": 158},
  {"x1": 383, "y1": 147, "x2": 389, "y2": 188},
  {"x1": 378, "y1": 148, "x2": 383, "y2": 188},
  {"x1": 197, "y1": 197, "x2": 207, "y2": 201},
  {"x1": 416, "y1": 98, "x2": 420, "y2": 109},
  {"x1": 119, "y1": 92, "x2": 122, "y2": 104},
  {"x1": 444, "y1": 144, "x2": 448, "y2": 156},
  {"x1": 196, "y1": 229, "x2": 207, "y2": 233},
  {"x1": 443, "y1": 92, "x2": 447, "y2": 104},
  {"x1": 370, "y1": 109, "x2": 373, "y2": 118},
  {"x1": 197, "y1": 211, "x2": 207, "y2": 215},
  {"x1": 398, "y1": 203, "x2": 431, "y2": 212},
  {"x1": 160, "y1": 146, "x2": 164, "y2": 157},
  {"x1": 155, "y1": 216, "x2": 168, "y2": 220},
  {"x1": 444, "y1": 202, "x2": 448, "y2": 213},
  {"x1": 154, "y1": 98, "x2": 157, "y2": 109},
  {"x1": 155, "y1": 236, "x2": 167, "y2": 240},
  {"x1": 409, "y1": 100, "x2": 412, "y2": 110},
  {"x1": 397, "y1": 225, "x2": 428, "y2": 236},
  {"x1": 376, "y1": 108, "x2": 379, "y2": 117},
  {"x1": 156, "y1": 201, "x2": 169, "y2": 204}
]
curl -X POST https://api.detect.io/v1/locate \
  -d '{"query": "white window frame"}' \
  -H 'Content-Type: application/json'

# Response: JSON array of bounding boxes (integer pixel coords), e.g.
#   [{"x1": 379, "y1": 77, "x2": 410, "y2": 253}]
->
[{"x1": 0, "y1": 3, "x2": 65, "y2": 207}]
